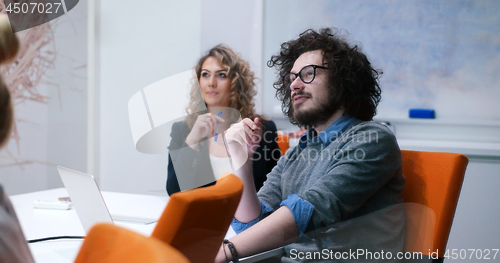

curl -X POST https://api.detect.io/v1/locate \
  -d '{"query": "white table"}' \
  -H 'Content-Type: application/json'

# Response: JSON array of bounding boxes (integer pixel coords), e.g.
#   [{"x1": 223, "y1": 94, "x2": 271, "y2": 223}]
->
[
  {"x1": 10, "y1": 188, "x2": 279, "y2": 263},
  {"x1": 10, "y1": 188, "x2": 171, "y2": 263}
]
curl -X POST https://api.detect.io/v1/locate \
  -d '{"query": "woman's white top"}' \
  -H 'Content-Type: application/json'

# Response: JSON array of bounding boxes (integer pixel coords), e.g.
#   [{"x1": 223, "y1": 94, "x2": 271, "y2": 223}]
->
[{"x1": 209, "y1": 154, "x2": 233, "y2": 180}]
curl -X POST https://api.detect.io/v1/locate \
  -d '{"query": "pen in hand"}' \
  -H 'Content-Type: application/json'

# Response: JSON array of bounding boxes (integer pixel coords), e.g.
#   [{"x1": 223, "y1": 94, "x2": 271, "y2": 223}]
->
[{"x1": 214, "y1": 111, "x2": 223, "y2": 142}]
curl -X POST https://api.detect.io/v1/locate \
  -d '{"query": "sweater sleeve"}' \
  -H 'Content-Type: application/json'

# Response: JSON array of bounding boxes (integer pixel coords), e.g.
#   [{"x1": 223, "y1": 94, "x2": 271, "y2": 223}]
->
[
  {"x1": 280, "y1": 194, "x2": 314, "y2": 236},
  {"x1": 302, "y1": 124, "x2": 404, "y2": 231},
  {"x1": 230, "y1": 200, "x2": 274, "y2": 234},
  {"x1": 257, "y1": 144, "x2": 292, "y2": 210}
]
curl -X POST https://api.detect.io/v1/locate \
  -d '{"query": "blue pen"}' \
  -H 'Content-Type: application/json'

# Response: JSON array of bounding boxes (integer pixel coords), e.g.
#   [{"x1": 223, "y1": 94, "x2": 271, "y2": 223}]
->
[{"x1": 214, "y1": 111, "x2": 223, "y2": 142}]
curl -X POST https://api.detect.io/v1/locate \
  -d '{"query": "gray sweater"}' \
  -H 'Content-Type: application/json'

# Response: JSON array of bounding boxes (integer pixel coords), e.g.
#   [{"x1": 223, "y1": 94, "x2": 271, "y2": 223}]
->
[{"x1": 258, "y1": 121, "x2": 406, "y2": 262}]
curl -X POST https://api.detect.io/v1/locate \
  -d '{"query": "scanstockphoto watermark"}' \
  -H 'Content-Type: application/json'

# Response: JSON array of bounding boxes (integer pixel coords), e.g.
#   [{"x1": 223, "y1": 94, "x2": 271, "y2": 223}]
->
[
  {"x1": 294, "y1": 145, "x2": 368, "y2": 164},
  {"x1": 250, "y1": 129, "x2": 381, "y2": 163},
  {"x1": 289, "y1": 248, "x2": 500, "y2": 261},
  {"x1": 259, "y1": 128, "x2": 380, "y2": 145},
  {"x1": 289, "y1": 249, "x2": 424, "y2": 261}
]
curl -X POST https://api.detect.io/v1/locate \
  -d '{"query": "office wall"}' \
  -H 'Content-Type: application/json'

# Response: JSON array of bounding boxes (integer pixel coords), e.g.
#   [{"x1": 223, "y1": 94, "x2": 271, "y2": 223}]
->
[
  {"x1": 446, "y1": 160, "x2": 500, "y2": 256},
  {"x1": 97, "y1": 0, "x2": 201, "y2": 195},
  {"x1": 0, "y1": 1, "x2": 88, "y2": 195}
]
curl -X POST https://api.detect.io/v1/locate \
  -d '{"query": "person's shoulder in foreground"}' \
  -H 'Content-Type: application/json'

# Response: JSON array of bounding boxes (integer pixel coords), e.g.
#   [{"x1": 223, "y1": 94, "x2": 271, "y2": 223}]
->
[
  {"x1": 0, "y1": 186, "x2": 36, "y2": 263},
  {"x1": 0, "y1": 14, "x2": 36, "y2": 263},
  {"x1": 215, "y1": 27, "x2": 406, "y2": 263}
]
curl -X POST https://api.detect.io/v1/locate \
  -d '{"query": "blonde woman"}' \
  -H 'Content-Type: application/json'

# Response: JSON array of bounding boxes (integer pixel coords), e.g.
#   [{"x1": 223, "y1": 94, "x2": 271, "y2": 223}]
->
[
  {"x1": 0, "y1": 14, "x2": 35, "y2": 263},
  {"x1": 167, "y1": 44, "x2": 281, "y2": 195}
]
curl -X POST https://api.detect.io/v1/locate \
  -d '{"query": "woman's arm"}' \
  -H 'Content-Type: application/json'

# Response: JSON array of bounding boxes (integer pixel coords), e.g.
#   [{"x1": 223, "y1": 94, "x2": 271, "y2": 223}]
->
[
  {"x1": 251, "y1": 120, "x2": 281, "y2": 191},
  {"x1": 224, "y1": 118, "x2": 264, "y2": 222}
]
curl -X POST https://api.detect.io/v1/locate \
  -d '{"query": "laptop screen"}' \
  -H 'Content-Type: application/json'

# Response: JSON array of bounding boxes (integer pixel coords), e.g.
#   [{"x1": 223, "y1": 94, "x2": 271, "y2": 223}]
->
[{"x1": 57, "y1": 166, "x2": 113, "y2": 233}]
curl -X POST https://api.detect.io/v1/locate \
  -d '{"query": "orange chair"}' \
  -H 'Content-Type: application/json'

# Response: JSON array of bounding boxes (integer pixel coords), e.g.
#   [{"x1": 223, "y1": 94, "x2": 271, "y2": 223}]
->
[
  {"x1": 151, "y1": 173, "x2": 243, "y2": 263},
  {"x1": 74, "y1": 223, "x2": 189, "y2": 263},
  {"x1": 401, "y1": 150, "x2": 468, "y2": 261},
  {"x1": 277, "y1": 133, "x2": 289, "y2": 155}
]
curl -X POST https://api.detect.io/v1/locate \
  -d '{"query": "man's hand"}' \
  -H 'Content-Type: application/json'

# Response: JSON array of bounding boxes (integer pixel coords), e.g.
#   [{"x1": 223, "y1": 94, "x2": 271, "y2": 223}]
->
[{"x1": 224, "y1": 117, "x2": 263, "y2": 170}]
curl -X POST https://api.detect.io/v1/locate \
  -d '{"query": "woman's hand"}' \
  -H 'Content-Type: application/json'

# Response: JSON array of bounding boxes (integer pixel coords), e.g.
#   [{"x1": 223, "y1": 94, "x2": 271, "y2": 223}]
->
[
  {"x1": 185, "y1": 112, "x2": 224, "y2": 150},
  {"x1": 224, "y1": 117, "x2": 263, "y2": 170}
]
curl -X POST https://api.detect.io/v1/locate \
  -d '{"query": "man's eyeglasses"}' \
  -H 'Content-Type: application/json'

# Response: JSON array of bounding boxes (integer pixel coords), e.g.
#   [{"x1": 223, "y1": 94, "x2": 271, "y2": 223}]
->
[{"x1": 282, "y1": 65, "x2": 329, "y2": 89}]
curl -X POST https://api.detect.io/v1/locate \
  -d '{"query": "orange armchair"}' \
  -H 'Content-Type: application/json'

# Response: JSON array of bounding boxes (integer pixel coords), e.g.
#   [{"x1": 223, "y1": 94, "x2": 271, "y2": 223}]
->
[
  {"x1": 74, "y1": 223, "x2": 189, "y2": 263},
  {"x1": 277, "y1": 133, "x2": 289, "y2": 155},
  {"x1": 151, "y1": 173, "x2": 243, "y2": 263},
  {"x1": 401, "y1": 150, "x2": 468, "y2": 261}
]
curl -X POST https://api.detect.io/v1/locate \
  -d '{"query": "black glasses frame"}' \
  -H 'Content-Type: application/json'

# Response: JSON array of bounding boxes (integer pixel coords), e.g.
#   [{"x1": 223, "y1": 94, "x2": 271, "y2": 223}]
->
[{"x1": 282, "y1": 65, "x2": 329, "y2": 89}]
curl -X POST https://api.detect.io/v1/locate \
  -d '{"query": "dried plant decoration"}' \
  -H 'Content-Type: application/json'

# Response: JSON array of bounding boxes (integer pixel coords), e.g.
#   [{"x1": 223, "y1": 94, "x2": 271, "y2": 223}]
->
[{"x1": 0, "y1": 3, "x2": 56, "y2": 155}]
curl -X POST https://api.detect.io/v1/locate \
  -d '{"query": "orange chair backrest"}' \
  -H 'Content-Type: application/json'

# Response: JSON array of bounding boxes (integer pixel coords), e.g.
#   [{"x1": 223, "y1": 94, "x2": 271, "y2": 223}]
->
[
  {"x1": 277, "y1": 133, "x2": 289, "y2": 155},
  {"x1": 401, "y1": 150, "x2": 468, "y2": 258},
  {"x1": 151, "y1": 173, "x2": 243, "y2": 263},
  {"x1": 75, "y1": 223, "x2": 189, "y2": 263}
]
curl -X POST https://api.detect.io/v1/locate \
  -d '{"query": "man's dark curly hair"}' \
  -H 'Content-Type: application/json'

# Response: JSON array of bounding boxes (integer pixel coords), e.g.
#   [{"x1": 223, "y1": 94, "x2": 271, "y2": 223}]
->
[{"x1": 267, "y1": 28, "x2": 382, "y2": 124}]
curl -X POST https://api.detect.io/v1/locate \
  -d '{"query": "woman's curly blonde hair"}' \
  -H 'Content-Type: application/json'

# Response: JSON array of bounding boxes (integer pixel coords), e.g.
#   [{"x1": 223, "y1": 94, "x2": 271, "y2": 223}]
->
[{"x1": 185, "y1": 44, "x2": 261, "y2": 127}]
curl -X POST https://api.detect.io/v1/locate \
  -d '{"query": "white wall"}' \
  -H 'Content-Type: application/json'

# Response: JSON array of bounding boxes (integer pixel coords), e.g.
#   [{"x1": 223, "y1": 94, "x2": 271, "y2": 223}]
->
[
  {"x1": 447, "y1": 160, "x2": 500, "y2": 258},
  {"x1": 0, "y1": 0, "x2": 88, "y2": 195},
  {"x1": 97, "y1": 0, "x2": 201, "y2": 195},
  {"x1": 200, "y1": 0, "x2": 264, "y2": 113}
]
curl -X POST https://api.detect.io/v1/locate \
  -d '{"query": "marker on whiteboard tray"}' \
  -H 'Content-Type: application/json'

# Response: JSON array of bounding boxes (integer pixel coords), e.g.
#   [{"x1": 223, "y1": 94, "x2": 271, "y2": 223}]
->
[
  {"x1": 214, "y1": 111, "x2": 223, "y2": 142},
  {"x1": 409, "y1": 109, "x2": 435, "y2": 119}
]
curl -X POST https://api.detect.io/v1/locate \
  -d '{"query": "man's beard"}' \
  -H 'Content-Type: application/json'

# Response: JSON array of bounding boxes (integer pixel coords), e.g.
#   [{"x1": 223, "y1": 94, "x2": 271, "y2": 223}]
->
[{"x1": 292, "y1": 92, "x2": 338, "y2": 128}]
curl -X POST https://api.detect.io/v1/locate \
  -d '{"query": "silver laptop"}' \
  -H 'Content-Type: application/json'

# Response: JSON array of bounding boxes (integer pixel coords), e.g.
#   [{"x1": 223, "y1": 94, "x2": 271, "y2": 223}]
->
[{"x1": 57, "y1": 166, "x2": 157, "y2": 233}]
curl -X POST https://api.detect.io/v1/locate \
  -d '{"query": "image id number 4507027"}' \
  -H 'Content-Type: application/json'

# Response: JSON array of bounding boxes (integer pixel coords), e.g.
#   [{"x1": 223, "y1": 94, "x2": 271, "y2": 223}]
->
[
  {"x1": 5, "y1": 2, "x2": 62, "y2": 14},
  {"x1": 443, "y1": 249, "x2": 498, "y2": 260}
]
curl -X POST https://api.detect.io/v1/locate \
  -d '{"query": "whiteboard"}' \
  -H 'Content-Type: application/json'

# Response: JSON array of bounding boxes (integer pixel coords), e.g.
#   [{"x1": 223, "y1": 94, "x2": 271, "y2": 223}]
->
[{"x1": 262, "y1": 0, "x2": 500, "y2": 122}]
